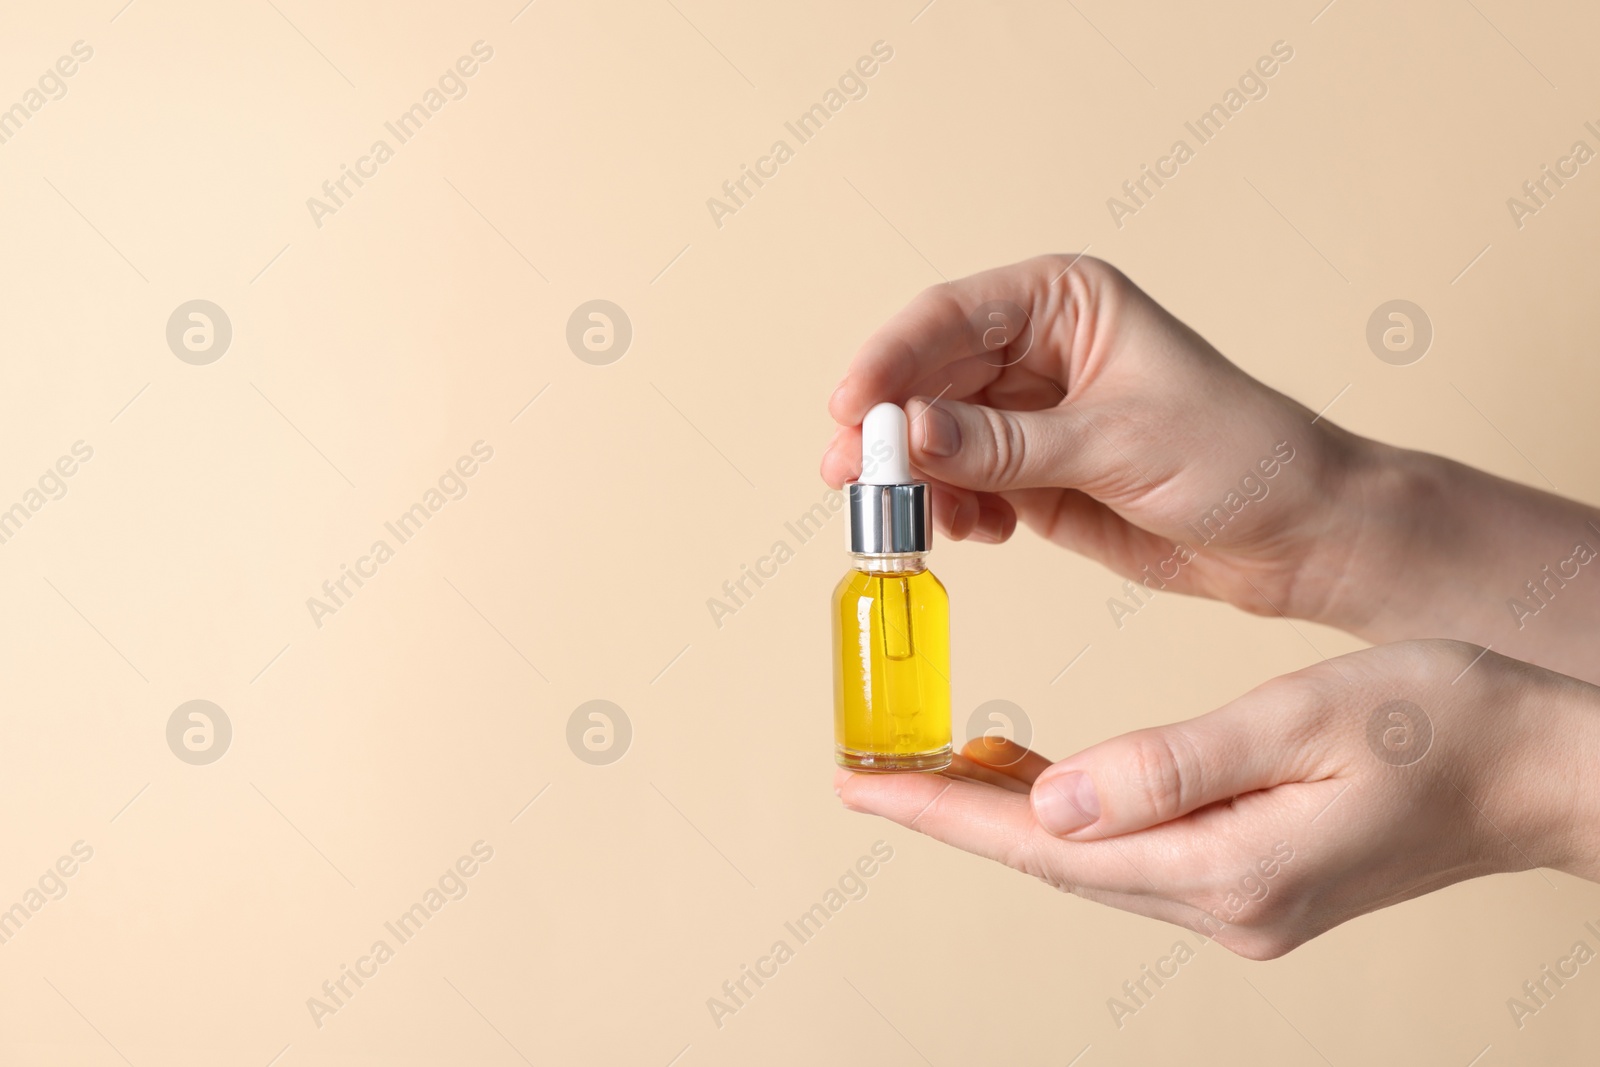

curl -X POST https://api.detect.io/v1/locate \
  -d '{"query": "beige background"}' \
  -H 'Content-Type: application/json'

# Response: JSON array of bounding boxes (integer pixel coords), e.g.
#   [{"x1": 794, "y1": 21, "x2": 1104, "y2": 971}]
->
[{"x1": 2, "y1": 0, "x2": 1599, "y2": 1063}]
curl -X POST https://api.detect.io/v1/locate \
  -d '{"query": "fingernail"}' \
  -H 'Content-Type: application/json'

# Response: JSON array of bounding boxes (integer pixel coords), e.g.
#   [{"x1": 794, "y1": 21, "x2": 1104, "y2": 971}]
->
[
  {"x1": 948, "y1": 496, "x2": 978, "y2": 540},
  {"x1": 970, "y1": 508, "x2": 1007, "y2": 543},
  {"x1": 1034, "y1": 771, "x2": 1100, "y2": 835},
  {"x1": 911, "y1": 398, "x2": 960, "y2": 457}
]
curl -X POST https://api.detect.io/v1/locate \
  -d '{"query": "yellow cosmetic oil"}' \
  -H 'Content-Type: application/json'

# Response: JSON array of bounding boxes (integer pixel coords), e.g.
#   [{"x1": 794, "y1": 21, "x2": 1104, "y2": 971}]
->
[{"x1": 833, "y1": 403, "x2": 952, "y2": 772}]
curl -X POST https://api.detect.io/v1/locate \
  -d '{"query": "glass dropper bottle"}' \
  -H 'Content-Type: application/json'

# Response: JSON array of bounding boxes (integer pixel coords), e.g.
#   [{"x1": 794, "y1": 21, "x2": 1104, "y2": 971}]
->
[{"x1": 832, "y1": 402, "x2": 953, "y2": 772}]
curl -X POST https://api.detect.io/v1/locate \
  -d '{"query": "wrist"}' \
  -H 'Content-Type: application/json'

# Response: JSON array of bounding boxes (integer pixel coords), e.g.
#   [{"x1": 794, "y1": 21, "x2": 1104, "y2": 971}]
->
[
  {"x1": 1308, "y1": 437, "x2": 1507, "y2": 642},
  {"x1": 1295, "y1": 431, "x2": 1434, "y2": 635},
  {"x1": 1491, "y1": 663, "x2": 1600, "y2": 881}
]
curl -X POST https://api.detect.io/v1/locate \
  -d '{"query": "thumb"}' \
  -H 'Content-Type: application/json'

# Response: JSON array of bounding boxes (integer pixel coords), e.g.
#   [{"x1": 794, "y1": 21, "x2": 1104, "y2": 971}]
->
[
  {"x1": 1029, "y1": 700, "x2": 1307, "y2": 840},
  {"x1": 905, "y1": 395, "x2": 1089, "y2": 492}
]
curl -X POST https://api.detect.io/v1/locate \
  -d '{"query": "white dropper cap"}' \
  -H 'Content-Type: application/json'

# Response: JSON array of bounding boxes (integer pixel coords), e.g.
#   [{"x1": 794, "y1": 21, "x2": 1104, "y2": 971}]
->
[
  {"x1": 849, "y1": 402, "x2": 930, "y2": 553},
  {"x1": 860, "y1": 402, "x2": 913, "y2": 485}
]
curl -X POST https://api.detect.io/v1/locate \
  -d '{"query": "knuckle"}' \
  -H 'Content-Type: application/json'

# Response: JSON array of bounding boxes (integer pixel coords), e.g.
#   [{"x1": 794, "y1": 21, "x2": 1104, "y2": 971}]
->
[
  {"x1": 1222, "y1": 929, "x2": 1296, "y2": 961},
  {"x1": 1279, "y1": 678, "x2": 1330, "y2": 733},
  {"x1": 1257, "y1": 663, "x2": 1328, "y2": 705},
  {"x1": 1249, "y1": 673, "x2": 1334, "y2": 753},
  {"x1": 981, "y1": 407, "x2": 1030, "y2": 487},
  {"x1": 1427, "y1": 638, "x2": 1490, "y2": 680},
  {"x1": 1044, "y1": 252, "x2": 1116, "y2": 290},
  {"x1": 1006, "y1": 830, "x2": 1064, "y2": 888},
  {"x1": 1121, "y1": 730, "x2": 1200, "y2": 824},
  {"x1": 917, "y1": 282, "x2": 964, "y2": 324}
]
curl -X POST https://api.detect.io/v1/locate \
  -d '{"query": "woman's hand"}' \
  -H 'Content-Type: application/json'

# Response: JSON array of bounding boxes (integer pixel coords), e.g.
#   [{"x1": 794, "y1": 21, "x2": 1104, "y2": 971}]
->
[
  {"x1": 835, "y1": 641, "x2": 1600, "y2": 958},
  {"x1": 821, "y1": 256, "x2": 1600, "y2": 684},
  {"x1": 822, "y1": 254, "x2": 1375, "y2": 627}
]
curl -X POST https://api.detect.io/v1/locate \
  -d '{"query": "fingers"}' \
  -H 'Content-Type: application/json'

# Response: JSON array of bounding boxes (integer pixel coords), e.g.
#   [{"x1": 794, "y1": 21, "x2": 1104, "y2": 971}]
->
[
  {"x1": 943, "y1": 752, "x2": 1033, "y2": 794},
  {"x1": 829, "y1": 254, "x2": 1100, "y2": 426},
  {"x1": 833, "y1": 760, "x2": 1031, "y2": 799},
  {"x1": 821, "y1": 424, "x2": 1018, "y2": 542},
  {"x1": 1030, "y1": 694, "x2": 1318, "y2": 841},
  {"x1": 955, "y1": 487, "x2": 1018, "y2": 543},
  {"x1": 906, "y1": 394, "x2": 1091, "y2": 493},
  {"x1": 819, "y1": 424, "x2": 857, "y2": 489},
  {"x1": 961, "y1": 737, "x2": 1054, "y2": 784},
  {"x1": 921, "y1": 477, "x2": 1015, "y2": 543},
  {"x1": 832, "y1": 740, "x2": 1049, "y2": 801},
  {"x1": 834, "y1": 769, "x2": 1192, "y2": 898},
  {"x1": 832, "y1": 390, "x2": 1094, "y2": 499},
  {"x1": 836, "y1": 770, "x2": 1044, "y2": 869}
]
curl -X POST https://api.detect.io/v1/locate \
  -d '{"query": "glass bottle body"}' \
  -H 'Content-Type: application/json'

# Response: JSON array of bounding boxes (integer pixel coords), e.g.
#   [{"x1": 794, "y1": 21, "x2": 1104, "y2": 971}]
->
[{"x1": 832, "y1": 552, "x2": 952, "y2": 772}]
